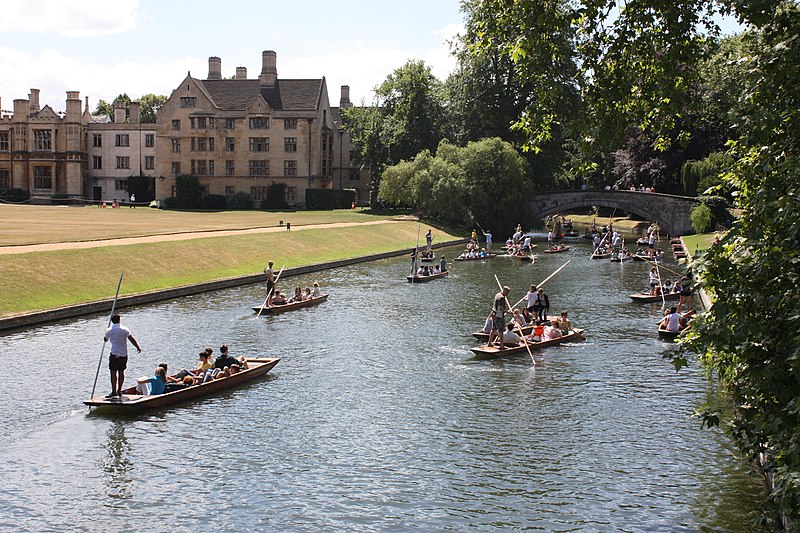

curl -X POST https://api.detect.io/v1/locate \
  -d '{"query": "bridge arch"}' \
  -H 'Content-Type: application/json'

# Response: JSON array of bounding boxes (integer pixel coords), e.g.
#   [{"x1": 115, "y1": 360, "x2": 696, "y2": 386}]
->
[{"x1": 529, "y1": 190, "x2": 698, "y2": 236}]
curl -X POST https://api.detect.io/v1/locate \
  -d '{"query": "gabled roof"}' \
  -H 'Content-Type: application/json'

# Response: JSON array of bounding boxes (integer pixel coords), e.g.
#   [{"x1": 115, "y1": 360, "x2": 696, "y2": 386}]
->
[{"x1": 198, "y1": 78, "x2": 323, "y2": 112}]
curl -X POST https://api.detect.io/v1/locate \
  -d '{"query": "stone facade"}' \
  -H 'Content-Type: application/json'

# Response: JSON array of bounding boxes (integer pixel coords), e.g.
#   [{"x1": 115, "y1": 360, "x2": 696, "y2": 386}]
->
[
  {"x1": 0, "y1": 90, "x2": 88, "y2": 200},
  {"x1": 86, "y1": 100, "x2": 158, "y2": 203},
  {"x1": 154, "y1": 50, "x2": 365, "y2": 207}
]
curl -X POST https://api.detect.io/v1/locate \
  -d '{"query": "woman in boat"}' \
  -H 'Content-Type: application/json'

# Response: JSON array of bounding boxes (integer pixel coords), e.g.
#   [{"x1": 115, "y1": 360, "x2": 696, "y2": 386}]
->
[
  {"x1": 556, "y1": 311, "x2": 572, "y2": 335},
  {"x1": 288, "y1": 287, "x2": 303, "y2": 303},
  {"x1": 312, "y1": 282, "x2": 322, "y2": 298},
  {"x1": 542, "y1": 321, "x2": 563, "y2": 340},
  {"x1": 511, "y1": 308, "x2": 527, "y2": 328},
  {"x1": 536, "y1": 288, "x2": 550, "y2": 323},
  {"x1": 660, "y1": 306, "x2": 685, "y2": 332},
  {"x1": 302, "y1": 287, "x2": 312, "y2": 301},
  {"x1": 648, "y1": 267, "x2": 660, "y2": 296},
  {"x1": 525, "y1": 285, "x2": 538, "y2": 318},
  {"x1": 481, "y1": 312, "x2": 494, "y2": 334},
  {"x1": 137, "y1": 366, "x2": 167, "y2": 395}
]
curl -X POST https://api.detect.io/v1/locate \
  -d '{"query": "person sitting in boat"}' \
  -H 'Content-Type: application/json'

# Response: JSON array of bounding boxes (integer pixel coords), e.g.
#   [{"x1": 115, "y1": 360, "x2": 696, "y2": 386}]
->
[
  {"x1": 288, "y1": 287, "x2": 303, "y2": 303},
  {"x1": 663, "y1": 280, "x2": 673, "y2": 293},
  {"x1": 522, "y1": 306, "x2": 536, "y2": 325},
  {"x1": 312, "y1": 282, "x2": 322, "y2": 298},
  {"x1": 502, "y1": 323, "x2": 523, "y2": 346},
  {"x1": 556, "y1": 311, "x2": 572, "y2": 335},
  {"x1": 204, "y1": 345, "x2": 248, "y2": 382},
  {"x1": 432, "y1": 264, "x2": 441, "y2": 274},
  {"x1": 511, "y1": 308, "x2": 528, "y2": 328},
  {"x1": 481, "y1": 312, "x2": 494, "y2": 334},
  {"x1": 542, "y1": 322, "x2": 562, "y2": 340},
  {"x1": 271, "y1": 290, "x2": 288, "y2": 305},
  {"x1": 660, "y1": 306, "x2": 687, "y2": 332},
  {"x1": 137, "y1": 366, "x2": 167, "y2": 395},
  {"x1": 439, "y1": 256, "x2": 447, "y2": 272},
  {"x1": 302, "y1": 287, "x2": 312, "y2": 301},
  {"x1": 479, "y1": 248, "x2": 487, "y2": 257}
]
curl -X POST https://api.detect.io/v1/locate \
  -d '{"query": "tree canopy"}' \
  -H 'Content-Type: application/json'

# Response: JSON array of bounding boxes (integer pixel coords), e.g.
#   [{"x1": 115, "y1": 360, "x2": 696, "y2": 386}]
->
[{"x1": 94, "y1": 93, "x2": 166, "y2": 123}]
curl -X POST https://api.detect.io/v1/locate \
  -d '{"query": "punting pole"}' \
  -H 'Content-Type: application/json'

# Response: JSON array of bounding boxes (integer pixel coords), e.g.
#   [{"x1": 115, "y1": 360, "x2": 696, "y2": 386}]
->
[
  {"x1": 637, "y1": 254, "x2": 684, "y2": 278},
  {"x1": 256, "y1": 265, "x2": 285, "y2": 318},
  {"x1": 494, "y1": 274, "x2": 534, "y2": 363},
  {"x1": 509, "y1": 259, "x2": 572, "y2": 310},
  {"x1": 90, "y1": 273, "x2": 124, "y2": 401}
]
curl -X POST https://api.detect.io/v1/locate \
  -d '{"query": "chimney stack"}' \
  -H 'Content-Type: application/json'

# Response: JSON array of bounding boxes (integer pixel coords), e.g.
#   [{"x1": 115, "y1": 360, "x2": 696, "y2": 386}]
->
[
  {"x1": 208, "y1": 56, "x2": 222, "y2": 80},
  {"x1": 114, "y1": 100, "x2": 126, "y2": 123},
  {"x1": 14, "y1": 99, "x2": 27, "y2": 118},
  {"x1": 236, "y1": 66, "x2": 248, "y2": 80},
  {"x1": 29, "y1": 89, "x2": 40, "y2": 113},
  {"x1": 129, "y1": 101, "x2": 141, "y2": 124},
  {"x1": 340, "y1": 85, "x2": 352, "y2": 109},
  {"x1": 260, "y1": 50, "x2": 277, "y2": 87},
  {"x1": 66, "y1": 91, "x2": 81, "y2": 120}
]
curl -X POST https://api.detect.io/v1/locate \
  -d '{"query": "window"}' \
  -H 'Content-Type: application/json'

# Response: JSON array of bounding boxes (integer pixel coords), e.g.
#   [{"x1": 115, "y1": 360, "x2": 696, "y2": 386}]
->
[
  {"x1": 192, "y1": 160, "x2": 207, "y2": 176},
  {"x1": 171, "y1": 162, "x2": 181, "y2": 175},
  {"x1": 33, "y1": 166, "x2": 52, "y2": 189},
  {"x1": 171, "y1": 139, "x2": 181, "y2": 153},
  {"x1": 224, "y1": 118, "x2": 235, "y2": 129},
  {"x1": 145, "y1": 134, "x2": 155, "y2": 147},
  {"x1": 145, "y1": 156, "x2": 154, "y2": 170},
  {"x1": 208, "y1": 160, "x2": 215, "y2": 176},
  {"x1": 196, "y1": 138, "x2": 207, "y2": 152},
  {"x1": 249, "y1": 117, "x2": 269, "y2": 129},
  {"x1": 287, "y1": 186, "x2": 297, "y2": 203},
  {"x1": 225, "y1": 160, "x2": 235, "y2": 176},
  {"x1": 116, "y1": 156, "x2": 130, "y2": 169},
  {"x1": 284, "y1": 137, "x2": 297, "y2": 152},
  {"x1": 251, "y1": 186, "x2": 269, "y2": 200},
  {"x1": 249, "y1": 137, "x2": 269, "y2": 152},
  {"x1": 92, "y1": 133, "x2": 102, "y2": 148},
  {"x1": 225, "y1": 186, "x2": 234, "y2": 197},
  {"x1": 0, "y1": 169, "x2": 10, "y2": 189},
  {"x1": 208, "y1": 138, "x2": 214, "y2": 152},
  {"x1": 0, "y1": 132, "x2": 8, "y2": 151},
  {"x1": 115, "y1": 134, "x2": 129, "y2": 147},
  {"x1": 92, "y1": 156, "x2": 102, "y2": 169},
  {"x1": 284, "y1": 118, "x2": 297, "y2": 130},
  {"x1": 197, "y1": 117, "x2": 206, "y2": 129},
  {"x1": 226, "y1": 137, "x2": 235, "y2": 152},
  {"x1": 115, "y1": 179, "x2": 127, "y2": 191},
  {"x1": 180, "y1": 97, "x2": 197, "y2": 108},
  {"x1": 249, "y1": 160, "x2": 269, "y2": 176},
  {"x1": 208, "y1": 118, "x2": 216, "y2": 130},
  {"x1": 284, "y1": 160, "x2": 297, "y2": 176},
  {"x1": 33, "y1": 130, "x2": 52, "y2": 151},
  {"x1": 172, "y1": 120, "x2": 181, "y2": 131}
]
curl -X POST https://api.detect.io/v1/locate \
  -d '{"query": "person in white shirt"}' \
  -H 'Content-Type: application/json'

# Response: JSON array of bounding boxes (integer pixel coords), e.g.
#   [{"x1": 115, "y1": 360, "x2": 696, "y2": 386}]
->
[
  {"x1": 661, "y1": 306, "x2": 684, "y2": 332},
  {"x1": 103, "y1": 314, "x2": 142, "y2": 398},
  {"x1": 502, "y1": 323, "x2": 523, "y2": 345}
]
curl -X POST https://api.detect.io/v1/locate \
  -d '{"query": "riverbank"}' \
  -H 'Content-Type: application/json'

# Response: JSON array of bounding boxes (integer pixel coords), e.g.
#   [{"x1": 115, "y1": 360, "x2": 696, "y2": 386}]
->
[{"x1": 0, "y1": 213, "x2": 464, "y2": 326}]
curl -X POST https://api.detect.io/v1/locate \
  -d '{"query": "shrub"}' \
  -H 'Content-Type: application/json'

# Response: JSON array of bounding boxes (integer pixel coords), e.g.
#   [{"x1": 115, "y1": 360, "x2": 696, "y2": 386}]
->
[
  {"x1": 161, "y1": 196, "x2": 177, "y2": 209},
  {"x1": 174, "y1": 174, "x2": 202, "y2": 209},
  {"x1": 690, "y1": 203, "x2": 713, "y2": 233},
  {"x1": 226, "y1": 191, "x2": 253, "y2": 210},
  {"x1": 263, "y1": 183, "x2": 289, "y2": 209},
  {"x1": 697, "y1": 195, "x2": 734, "y2": 227},
  {"x1": 201, "y1": 194, "x2": 227, "y2": 210},
  {"x1": 0, "y1": 187, "x2": 30, "y2": 203}
]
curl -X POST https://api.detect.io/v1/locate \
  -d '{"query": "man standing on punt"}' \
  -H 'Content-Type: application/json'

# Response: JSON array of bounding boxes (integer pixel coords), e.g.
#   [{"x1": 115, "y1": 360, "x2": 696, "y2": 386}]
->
[
  {"x1": 104, "y1": 313, "x2": 141, "y2": 398},
  {"x1": 487, "y1": 286, "x2": 511, "y2": 350},
  {"x1": 264, "y1": 261, "x2": 276, "y2": 297}
]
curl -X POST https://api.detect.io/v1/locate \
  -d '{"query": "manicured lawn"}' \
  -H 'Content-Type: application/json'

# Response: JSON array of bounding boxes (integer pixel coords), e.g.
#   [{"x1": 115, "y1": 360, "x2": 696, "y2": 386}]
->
[
  {"x1": 558, "y1": 214, "x2": 650, "y2": 235},
  {"x1": 0, "y1": 221, "x2": 458, "y2": 316},
  {"x1": 682, "y1": 233, "x2": 718, "y2": 256},
  {"x1": 0, "y1": 204, "x2": 403, "y2": 246}
]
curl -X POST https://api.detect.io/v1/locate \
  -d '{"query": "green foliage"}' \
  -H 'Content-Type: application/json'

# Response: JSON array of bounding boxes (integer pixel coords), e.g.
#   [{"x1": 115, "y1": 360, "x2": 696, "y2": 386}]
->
[
  {"x1": 173, "y1": 175, "x2": 202, "y2": 209},
  {"x1": 379, "y1": 137, "x2": 531, "y2": 235},
  {"x1": 0, "y1": 187, "x2": 30, "y2": 203},
  {"x1": 681, "y1": 152, "x2": 735, "y2": 196},
  {"x1": 138, "y1": 94, "x2": 168, "y2": 123},
  {"x1": 305, "y1": 189, "x2": 356, "y2": 210},
  {"x1": 263, "y1": 183, "x2": 289, "y2": 209},
  {"x1": 226, "y1": 191, "x2": 253, "y2": 210},
  {"x1": 200, "y1": 194, "x2": 227, "y2": 210},
  {"x1": 690, "y1": 203, "x2": 713, "y2": 233}
]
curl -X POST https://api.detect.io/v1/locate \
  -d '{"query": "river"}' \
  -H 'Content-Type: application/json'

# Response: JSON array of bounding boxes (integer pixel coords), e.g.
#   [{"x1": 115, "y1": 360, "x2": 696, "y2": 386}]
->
[{"x1": 0, "y1": 239, "x2": 765, "y2": 531}]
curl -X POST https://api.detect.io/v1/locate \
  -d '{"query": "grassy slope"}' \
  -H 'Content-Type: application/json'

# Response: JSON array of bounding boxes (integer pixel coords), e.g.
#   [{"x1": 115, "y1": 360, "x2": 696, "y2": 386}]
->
[
  {"x1": 0, "y1": 219, "x2": 455, "y2": 317},
  {"x1": 682, "y1": 233, "x2": 717, "y2": 255}
]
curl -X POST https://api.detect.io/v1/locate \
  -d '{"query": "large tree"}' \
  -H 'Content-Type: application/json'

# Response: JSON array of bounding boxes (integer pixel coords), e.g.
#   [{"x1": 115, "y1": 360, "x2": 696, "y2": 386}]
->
[{"x1": 94, "y1": 93, "x2": 166, "y2": 123}]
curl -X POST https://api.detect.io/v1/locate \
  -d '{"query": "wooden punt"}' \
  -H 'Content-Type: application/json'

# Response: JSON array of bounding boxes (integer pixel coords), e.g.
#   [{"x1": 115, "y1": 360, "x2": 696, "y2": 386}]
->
[
  {"x1": 658, "y1": 311, "x2": 695, "y2": 341},
  {"x1": 470, "y1": 329, "x2": 585, "y2": 359},
  {"x1": 591, "y1": 251, "x2": 612, "y2": 259},
  {"x1": 454, "y1": 253, "x2": 497, "y2": 261},
  {"x1": 407, "y1": 270, "x2": 449, "y2": 283},
  {"x1": 543, "y1": 245, "x2": 570, "y2": 253},
  {"x1": 252, "y1": 293, "x2": 328, "y2": 314},
  {"x1": 629, "y1": 292, "x2": 681, "y2": 302},
  {"x1": 84, "y1": 357, "x2": 280, "y2": 410}
]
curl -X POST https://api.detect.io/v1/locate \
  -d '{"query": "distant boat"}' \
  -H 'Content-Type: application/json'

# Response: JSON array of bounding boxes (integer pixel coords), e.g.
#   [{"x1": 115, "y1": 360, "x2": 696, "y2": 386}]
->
[
  {"x1": 252, "y1": 294, "x2": 328, "y2": 314},
  {"x1": 470, "y1": 329, "x2": 585, "y2": 359},
  {"x1": 407, "y1": 270, "x2": 449, "y2": 283}
]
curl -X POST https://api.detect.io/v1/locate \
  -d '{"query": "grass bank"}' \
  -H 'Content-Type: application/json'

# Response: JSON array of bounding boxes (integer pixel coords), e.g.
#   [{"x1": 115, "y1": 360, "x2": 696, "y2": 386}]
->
[
  {"x1": 682, "y1": 233, "x2": 718, "y2": 255},
  {"x1": 0, "y1": 221, "x2": 456, "y2": 317},
  {"x1": 0, "y1": 204, "x2": 402, "y2": 246}
]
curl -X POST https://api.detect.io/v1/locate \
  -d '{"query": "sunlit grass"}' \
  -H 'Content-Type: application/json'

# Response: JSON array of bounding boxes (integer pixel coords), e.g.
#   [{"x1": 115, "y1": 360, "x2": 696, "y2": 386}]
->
[{"x1": 0, "y1": 222, "x2": 456, "y2": 316}]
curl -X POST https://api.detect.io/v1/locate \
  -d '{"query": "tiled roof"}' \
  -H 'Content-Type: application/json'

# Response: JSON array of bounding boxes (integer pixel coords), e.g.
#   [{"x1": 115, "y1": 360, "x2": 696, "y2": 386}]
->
[{"x1": 199, "y1": 78, "x2": 322, "y2": 112}]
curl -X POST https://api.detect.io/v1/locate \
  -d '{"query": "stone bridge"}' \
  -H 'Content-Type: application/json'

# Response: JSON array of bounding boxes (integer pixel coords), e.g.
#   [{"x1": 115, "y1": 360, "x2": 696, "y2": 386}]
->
[{"x1": 530, "y1": 190, "x2": 698, "y2": 235}]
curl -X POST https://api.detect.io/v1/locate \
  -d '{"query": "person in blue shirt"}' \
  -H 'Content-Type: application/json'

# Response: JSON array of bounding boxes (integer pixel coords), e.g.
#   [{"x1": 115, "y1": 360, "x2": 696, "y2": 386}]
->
[{"x1": 138, "y1": 366, "x2": 167, "y2": 395}]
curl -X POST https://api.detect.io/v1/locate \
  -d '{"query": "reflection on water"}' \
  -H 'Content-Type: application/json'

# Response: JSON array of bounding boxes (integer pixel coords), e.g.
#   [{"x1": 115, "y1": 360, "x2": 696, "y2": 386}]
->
[{"x1": 0, "y1": 240, "x2": 766, "y2": 531}]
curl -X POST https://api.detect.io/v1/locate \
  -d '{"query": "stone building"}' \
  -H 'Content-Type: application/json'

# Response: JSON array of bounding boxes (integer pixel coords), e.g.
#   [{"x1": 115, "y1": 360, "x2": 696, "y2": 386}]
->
[
  {"x1": 86, "y1": 100, "x2": 157, "y2": 203},
  {"x1": 0, "y1": 89, "x2": 88, "y2": 200},
  {"x1": 155, "y1": 50, "x2": 365, "y2": 206}
]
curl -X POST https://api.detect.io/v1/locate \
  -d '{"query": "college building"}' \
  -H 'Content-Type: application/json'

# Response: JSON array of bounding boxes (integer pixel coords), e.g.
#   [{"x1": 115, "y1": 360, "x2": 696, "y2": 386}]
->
[{"x1": 0, "y1": 49, "x2": 368, "y2": 206}]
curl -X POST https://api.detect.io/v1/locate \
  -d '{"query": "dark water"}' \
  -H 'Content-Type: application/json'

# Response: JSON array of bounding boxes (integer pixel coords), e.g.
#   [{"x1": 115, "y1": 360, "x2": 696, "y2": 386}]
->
[{"x1": 0, "y1": 241, "x2": 765, "y2": 531}]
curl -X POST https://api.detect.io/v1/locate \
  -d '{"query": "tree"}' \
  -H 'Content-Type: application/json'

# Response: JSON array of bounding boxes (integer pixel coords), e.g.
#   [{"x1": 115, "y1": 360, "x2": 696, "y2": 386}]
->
[
  {"x1": 344, "y1": 60, "x2": 449, "y2": 203},
  {"x1": 94, "y1": 94, "x2": 130, "y2": 121},
  {"x1": 138, "y1": 94, "x2": 167, "y2": 123}
]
